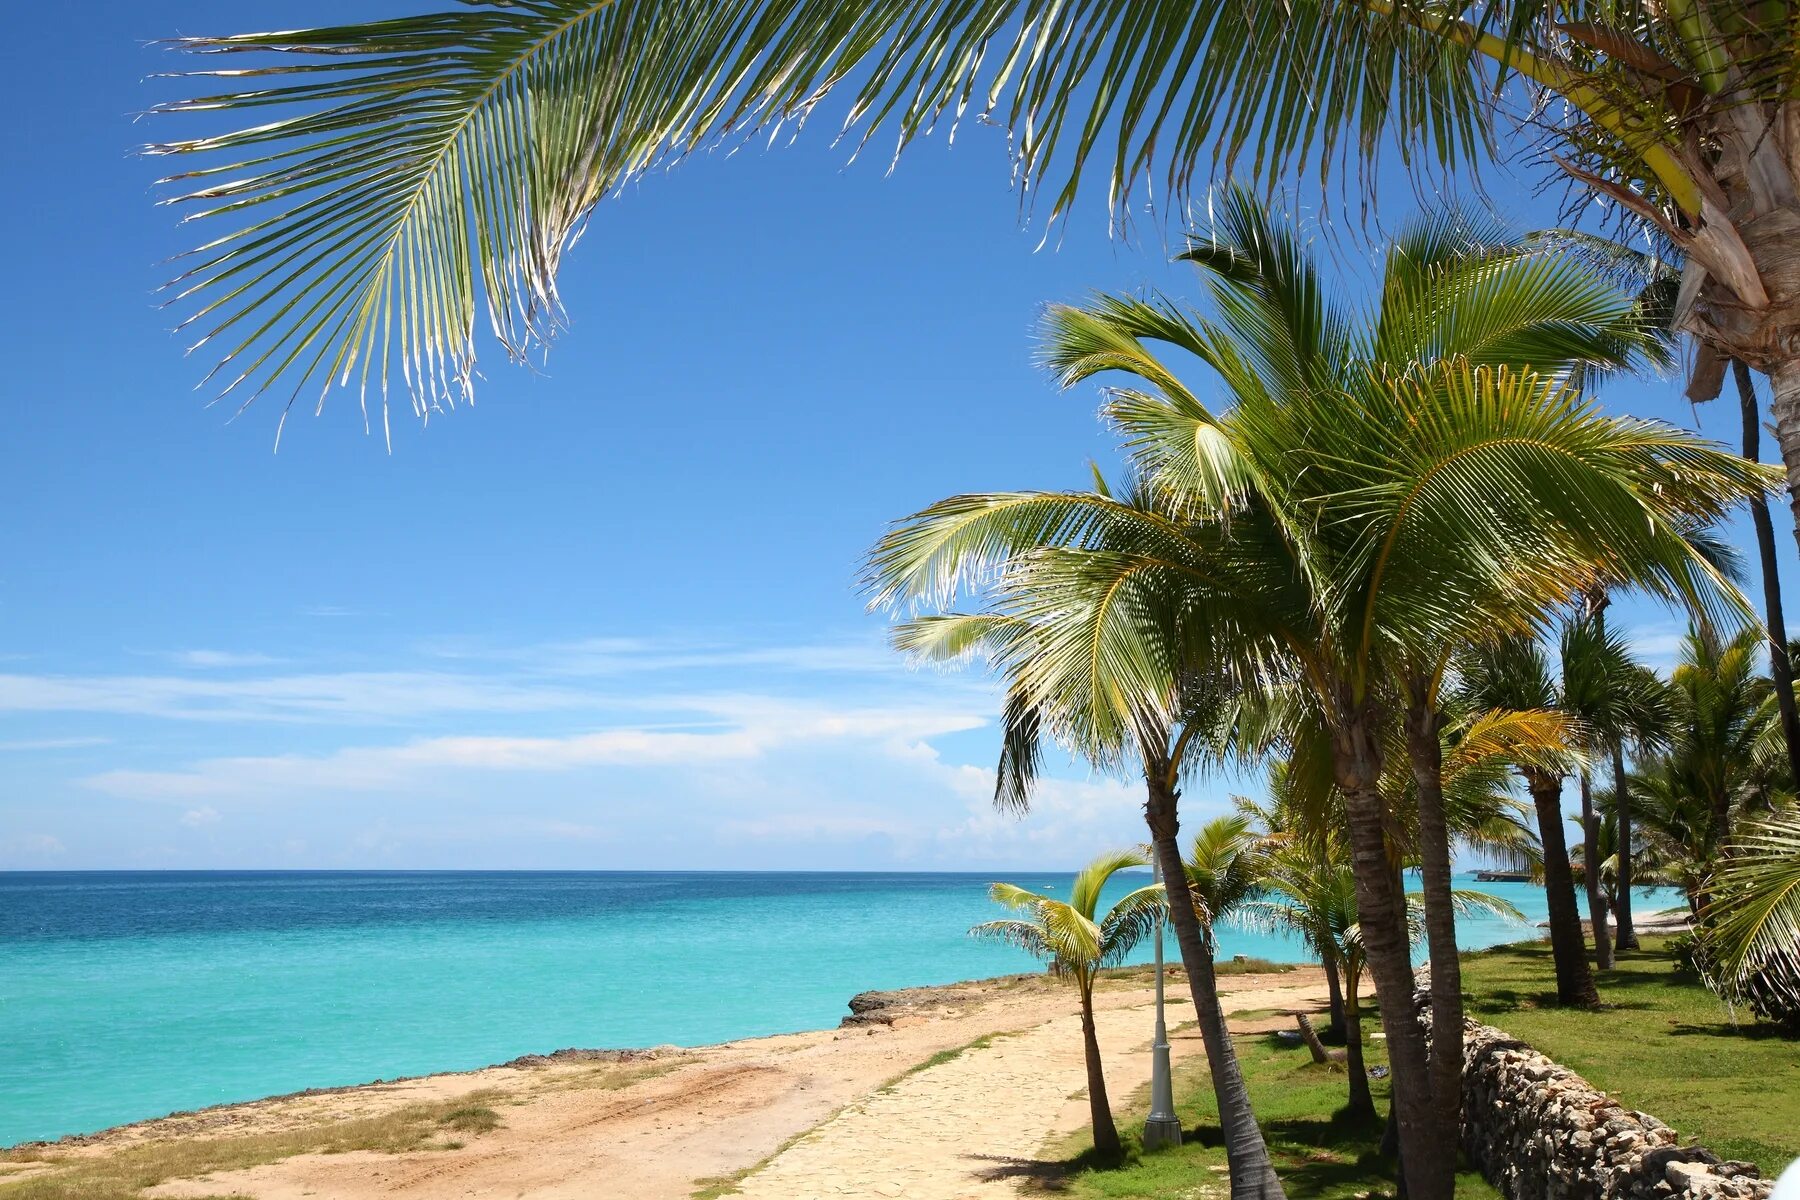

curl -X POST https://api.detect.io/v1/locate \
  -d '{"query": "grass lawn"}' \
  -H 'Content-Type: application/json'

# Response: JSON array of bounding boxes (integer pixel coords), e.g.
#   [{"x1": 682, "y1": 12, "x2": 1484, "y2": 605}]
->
[
  {"x1": 1035, "y1": 1022, "x2": 1499, "y2": 1199},
  {"x1": 1458, "y1": 936, "x2": 1800, "y2": 1173}
]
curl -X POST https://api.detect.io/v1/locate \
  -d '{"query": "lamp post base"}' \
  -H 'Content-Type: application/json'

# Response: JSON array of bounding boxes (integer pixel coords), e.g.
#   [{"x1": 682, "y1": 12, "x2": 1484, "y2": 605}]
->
[{"x1": 1142, "y1": 1113, "x2": 1184, "y2": 1150}]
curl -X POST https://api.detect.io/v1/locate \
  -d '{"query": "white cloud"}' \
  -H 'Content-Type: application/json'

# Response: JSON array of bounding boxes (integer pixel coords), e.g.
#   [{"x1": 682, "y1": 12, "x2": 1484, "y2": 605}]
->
[
  {"x1": 180, "y1": 806, "x2": 221, "y2": 828},
  {"x1": 0, "y1": 736, "x2": 112, "y2": 752},
  {"x1": 167, "y1": 650, "x2": 282, "y2": 669},
  {"x1": 81, "y1": 700, "x2": 989, "y2": 801},
  {"x1": 0, "y1": 670, "x2": 596, "y2": 724}
]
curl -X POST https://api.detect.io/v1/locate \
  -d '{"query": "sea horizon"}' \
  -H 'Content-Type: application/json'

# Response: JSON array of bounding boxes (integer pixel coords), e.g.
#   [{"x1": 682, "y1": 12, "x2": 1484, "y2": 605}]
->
[{"x1": 2, "y1": 869, "x2": 1685, "y2": 1148}]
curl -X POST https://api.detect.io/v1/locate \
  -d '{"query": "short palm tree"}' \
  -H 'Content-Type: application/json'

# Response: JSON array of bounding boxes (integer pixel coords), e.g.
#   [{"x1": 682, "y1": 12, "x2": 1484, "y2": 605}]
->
[
  {"x1": 870, "y1": 194, "x2": 1770, "y2": 1200},
  {"x1": 151, "y1": 1, "x2": 1800, "y2": 511},
  {"x1": 1242, "y1": 841, "x2": 1522, "y2": 1121},
  {"x1": 971, "y1": 848, "x2": 1163, "y2": 1159},
  {"x1": 1700, "y1": 807, "x2": 1800, "y2": 1030}
]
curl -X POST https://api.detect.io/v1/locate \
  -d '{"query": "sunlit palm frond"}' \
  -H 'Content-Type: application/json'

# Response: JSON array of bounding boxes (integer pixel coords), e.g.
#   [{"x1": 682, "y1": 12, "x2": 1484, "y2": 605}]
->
[
  {"x1": 1701, "y1": 808, "x2": 1800, "y2": 981},
  {"x1": 152, "y1": 1, "x2": 1500, "y2": 425}
]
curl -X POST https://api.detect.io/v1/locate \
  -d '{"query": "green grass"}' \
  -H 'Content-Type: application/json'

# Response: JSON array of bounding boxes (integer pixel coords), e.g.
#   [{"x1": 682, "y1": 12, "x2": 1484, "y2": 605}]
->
[
  {"x1": 1036, "y1": 1026, "x2": 1498, "y2": 1200},
  {"x1": 1458, "y1": 936, "x2": 1800, "y2": 1172},
  {"x1": 0, "y1": 1089, "x2": 509, "y2": 1200}
]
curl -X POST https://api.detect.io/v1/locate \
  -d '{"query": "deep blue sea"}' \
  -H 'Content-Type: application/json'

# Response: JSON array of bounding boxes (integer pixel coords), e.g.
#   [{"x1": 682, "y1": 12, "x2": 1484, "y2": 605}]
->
[{"x1": 0, "y1": 870, "x2": 1684, "y2": 1146}]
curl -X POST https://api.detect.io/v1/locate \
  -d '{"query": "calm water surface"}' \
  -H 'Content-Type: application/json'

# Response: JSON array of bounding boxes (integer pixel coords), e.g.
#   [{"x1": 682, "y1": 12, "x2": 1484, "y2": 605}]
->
[{"x1": 0, "y1": 870, "x2": 1684, "y2": 1145}]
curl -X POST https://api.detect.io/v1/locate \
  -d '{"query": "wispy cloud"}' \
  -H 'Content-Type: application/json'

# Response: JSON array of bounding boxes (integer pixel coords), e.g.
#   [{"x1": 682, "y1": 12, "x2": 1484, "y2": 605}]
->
[
  {"x1": 0, "y1": 736, "x2": 113, "y2": 752},
  {"x1": 165, "y1": 650, "x2": 283, "y2": 669},
  {"x1": 81, "y1": 699, "x2": 989, "y2": 801},
  {"x1": 0, "y1": 670, "x2": 597, "y2": 724}
]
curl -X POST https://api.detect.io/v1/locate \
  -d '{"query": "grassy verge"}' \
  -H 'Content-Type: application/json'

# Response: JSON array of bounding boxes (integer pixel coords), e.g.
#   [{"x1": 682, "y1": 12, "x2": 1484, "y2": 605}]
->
[
  {"x1": 1458, "y1": 936, "x2": 1800, "y2": 1172},
  {"x1": 1035, "y1": 1022, "x2": 1498, "y2": 1199},
  {"x1": 0, "y1": 1091, "x2": 507, "y2": 1200}
]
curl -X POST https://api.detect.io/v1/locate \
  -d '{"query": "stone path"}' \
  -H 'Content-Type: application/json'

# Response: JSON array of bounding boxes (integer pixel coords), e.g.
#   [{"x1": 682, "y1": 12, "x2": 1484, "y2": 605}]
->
[{"x1": 733, "y1": 982, "x2": 1328, "y2": 1200}]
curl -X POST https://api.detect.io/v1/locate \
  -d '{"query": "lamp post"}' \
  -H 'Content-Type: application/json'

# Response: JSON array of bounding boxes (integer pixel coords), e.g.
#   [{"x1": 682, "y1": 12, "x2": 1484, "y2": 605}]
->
[{"x1": 1143, "y1": 853, "x2": 1183, "y2": 1149}]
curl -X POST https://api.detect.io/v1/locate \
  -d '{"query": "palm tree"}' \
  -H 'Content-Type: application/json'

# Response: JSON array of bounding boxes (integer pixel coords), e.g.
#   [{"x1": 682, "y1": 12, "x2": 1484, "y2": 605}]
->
[
  {"x1": 1558, "y1": 613, "x2": 1669, "y2": 967},
  {"x1": 1457, "y1": 636, "x2": 1602, "y2": 1006},
  {"x1": 1242, "y1": 839, "x2": 1524, "y2": 1122},
  {"x1": 887, "y1": 490, "x2": 1291, "y2": 1200},
  {"x1": 1633, "y1": 628, "x2": 1792, "y2": 896},
  {"x1": 1700, "y1": 807, "x2": 1800, "y2": 1030},
  {"x1": 150, "y1": 3, "x2": 1800, "y2": 511},
  {"x1": 971, "y1": 848, "x2": 1164, "y2": 1159},
  {"x1": 869, "y1": 195, "x2": 1770, "y2": 1200}
]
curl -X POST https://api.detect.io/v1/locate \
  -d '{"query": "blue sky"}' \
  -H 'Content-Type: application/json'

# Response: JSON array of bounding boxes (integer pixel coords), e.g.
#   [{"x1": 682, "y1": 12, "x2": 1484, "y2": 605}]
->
[{"x1": 0, "y1": 3, "x2": 1785, "y2": 870}]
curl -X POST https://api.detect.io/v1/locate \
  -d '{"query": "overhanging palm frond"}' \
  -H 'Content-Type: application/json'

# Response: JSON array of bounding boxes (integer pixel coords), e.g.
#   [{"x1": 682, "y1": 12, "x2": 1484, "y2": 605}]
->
[{"x1": 151, "y1": 2, "x2": 1500, "y2": 426}]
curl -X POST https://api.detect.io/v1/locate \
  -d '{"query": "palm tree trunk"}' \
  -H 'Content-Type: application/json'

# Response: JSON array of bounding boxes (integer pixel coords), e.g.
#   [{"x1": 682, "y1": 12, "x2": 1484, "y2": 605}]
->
[
  {"x1": 1768, "y1": 357, "x2": 1800, "y2": 563},
  {"x1": 1402, "y1": 697, "x2": 1462, "y2": 1152},
  {"x1": 1343, "y1": 966, "x2": 1376, "y2": 1122},
  {"x1": 1146, "y1": 779, "x2": 1286, "y2": 1200},
  {"x1": 1579, "y1": 770, "x2": 1614, "y2": 970},
  {"x1": 1737, "y1": 359, "x2": 1800, "y2": 790},
  {"x1": 1322, "y1": 948, "x2": 1347, "y2": 1043},
  {"x1": 1612, "y1": 740, "x2": 1638, "y2": 952},
  {"x1": 1332, "y1": 711, "x2": 1451, "y2": 1200},
  {"x1": 1078, "y1": 981, "x2": 1121, "y2": 1158},
  {"x1": 1525, "y1": 771, "x2": 1601, "y2": 1006}
]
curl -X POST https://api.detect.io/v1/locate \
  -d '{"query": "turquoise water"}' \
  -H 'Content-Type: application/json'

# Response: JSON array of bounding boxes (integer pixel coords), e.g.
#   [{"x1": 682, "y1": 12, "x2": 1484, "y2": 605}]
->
[{"x1": 0, "y1": 870, "x2": 1683, "y2": 1146}]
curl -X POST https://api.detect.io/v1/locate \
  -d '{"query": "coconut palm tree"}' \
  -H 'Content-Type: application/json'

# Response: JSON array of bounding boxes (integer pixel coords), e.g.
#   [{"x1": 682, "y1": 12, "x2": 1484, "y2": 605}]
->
[
  {"x1": 149, "y1": 2, "x2": 1800, "y2": 510},
  {"x1": 1242, "y1": 840, "x2": 1523, "y2": 1122},
  {"x1": 1558, "y1": 613, "x2": 1670, "y2": 967},
  {"x1": 889, "y1": 498, "x2": 1291, "y2": 1200},
  {"x1": 971, "y1": 848, "x2": 1163, "y2": 1159},
  {"x1": 869, "y1": 195, "x2": 1770, "y2": 1200},
  {"x1": 1457, "y1": 636, "x2": 1603, "y2": 1006},
  {"x1": 1632, "y1": 628, "x2": 1792, "y2": 890},
  {"x1": 1700, "y1": 806, "x2": 1800, "y2": 1030}
]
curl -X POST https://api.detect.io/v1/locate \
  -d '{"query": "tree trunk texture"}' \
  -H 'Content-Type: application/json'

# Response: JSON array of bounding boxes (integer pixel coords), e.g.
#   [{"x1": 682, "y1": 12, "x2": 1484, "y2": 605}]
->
[
  {"x1": 1578, "y1": 770, "x2": 1613, "y2": 970},
  {"x1": 1145, "y1": 779, "x2": 1286, "y2": 1200},
  {"x1": 1526, "y1": 771, "x2": 1601, "y2": 1006},
  {"x1": 1322, "y1": 950, "x2": 1347, "y2": 1043},
  {"x1": 1402, "y1": 698, "x2": 1463, "y2": 1152},
  {"x1": 1331, "y1": 709, "x2": 1453, "y2": 1200},
  {"x1": 1343, "y1": 979, "x2": 1376, "y2": 1122},
  {"x1": 1767, "y1": 357, "x2": 1800, "y2": 562},
  {"x1": 1079, "y1": 985, "x2": 1121, "y2": 1158},
  {"x1": 1737, "y1": 359, "x2": 1800, "y2": 791}
]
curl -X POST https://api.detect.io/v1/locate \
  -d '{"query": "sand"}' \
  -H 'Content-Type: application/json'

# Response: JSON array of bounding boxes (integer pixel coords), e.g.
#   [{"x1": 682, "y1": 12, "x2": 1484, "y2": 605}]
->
[{"x1": 16, "y1": 966, "x2": 1326, "y2": 1200}]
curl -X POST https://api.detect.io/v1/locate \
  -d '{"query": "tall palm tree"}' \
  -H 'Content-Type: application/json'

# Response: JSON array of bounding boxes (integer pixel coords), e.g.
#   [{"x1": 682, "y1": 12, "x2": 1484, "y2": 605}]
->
[
  {"x1": 888, "y1": 496, "x2": 1290, "y2": 1200},
  {"x1": 1558, "y1": 613, "x2": 1669, "y2": 967},
  {"x1": 972, "y1": 848, "x2": 1164, "y2": 1158},
  {"x1": 150, "y1": 3, "x2": 1800, "y2": 514},
  {"x1": 1457, "y1": 637, "x2": 1603, "y2": 1006},
  {"x1": 869, "y1": 195, "x2": 1770, "y2": 1200}
]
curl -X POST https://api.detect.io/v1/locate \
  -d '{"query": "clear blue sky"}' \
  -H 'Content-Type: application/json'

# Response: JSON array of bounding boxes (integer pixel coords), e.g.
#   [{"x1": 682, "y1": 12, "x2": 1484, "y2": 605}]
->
[{"x1": 1, "y1": 2, "x2": 1786, "y2": 871}]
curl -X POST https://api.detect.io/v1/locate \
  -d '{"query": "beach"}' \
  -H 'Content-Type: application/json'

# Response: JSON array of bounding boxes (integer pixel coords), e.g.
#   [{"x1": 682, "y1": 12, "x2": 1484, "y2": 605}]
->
[{"x1": 0, "y1": 964, "x2": 1328, "y2": 1200}]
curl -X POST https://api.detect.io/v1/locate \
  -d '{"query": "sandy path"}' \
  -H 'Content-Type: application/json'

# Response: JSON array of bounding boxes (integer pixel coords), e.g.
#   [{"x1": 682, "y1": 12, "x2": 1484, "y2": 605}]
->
[
  {"x1": 733, "y1": 982, "x2": 1327, "y2": 1200},
  {"x1": 24, "y1": 968, "x2": 1323, "y2": 1200}
]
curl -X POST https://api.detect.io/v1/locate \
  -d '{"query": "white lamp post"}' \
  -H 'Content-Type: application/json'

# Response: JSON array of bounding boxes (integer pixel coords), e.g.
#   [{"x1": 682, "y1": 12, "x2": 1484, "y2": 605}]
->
[{"x1": 1143, "y1": 853, "x2": 1183, "y2": 1149}]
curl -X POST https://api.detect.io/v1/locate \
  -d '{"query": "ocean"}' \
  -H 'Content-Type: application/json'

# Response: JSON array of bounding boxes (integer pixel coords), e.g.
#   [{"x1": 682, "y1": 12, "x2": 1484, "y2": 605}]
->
[{"x1": 0, "y1": 869, "x2": 1683, "y2": 1147}]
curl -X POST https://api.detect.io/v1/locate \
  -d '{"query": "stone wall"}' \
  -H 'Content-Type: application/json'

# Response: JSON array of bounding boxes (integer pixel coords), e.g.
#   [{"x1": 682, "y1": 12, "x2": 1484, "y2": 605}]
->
[{"x1": 1450, "y1": 1017, "x2": 1772, "y2": 1200}]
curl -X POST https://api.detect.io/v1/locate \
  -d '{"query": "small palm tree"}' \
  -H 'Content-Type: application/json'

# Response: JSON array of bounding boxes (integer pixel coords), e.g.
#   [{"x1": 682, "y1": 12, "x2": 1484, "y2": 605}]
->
[
  {"x1": 972, "y1": 848, "x2": 1163, "y2": 1159},
  {"x1": 1700, "y1": 808, "x2": 1800, "y2": 1030},
  {"x1": 1242, "y1": 846, "x2": 1523, "y2": 1121}
]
